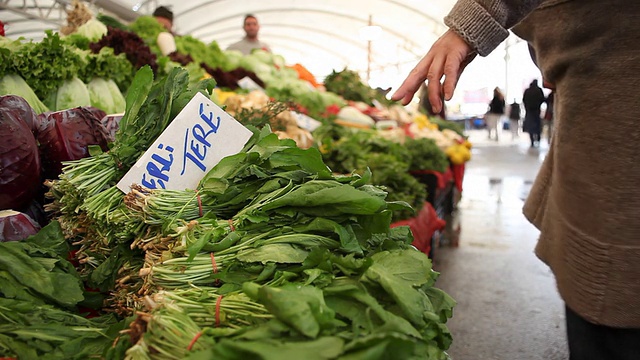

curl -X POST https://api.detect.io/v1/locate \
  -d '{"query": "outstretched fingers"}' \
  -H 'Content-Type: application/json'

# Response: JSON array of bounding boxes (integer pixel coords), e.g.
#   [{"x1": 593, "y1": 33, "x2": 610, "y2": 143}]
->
[{"x1": 390, "y1": 54, "x2": 433, "y2": 105}]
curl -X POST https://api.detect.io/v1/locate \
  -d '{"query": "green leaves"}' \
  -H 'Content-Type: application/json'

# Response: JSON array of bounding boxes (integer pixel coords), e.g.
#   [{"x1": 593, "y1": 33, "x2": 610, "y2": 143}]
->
[
  {"x1": 202, "y1": 336, "x2": 345, "y2": 360},
  {"x1": 12, "y1": 31, "x2": 86, "y2": 99},
  {"x1": 362, "y1": 250, "x2": 454, "y2": 350},
  {"x1": 237, "y1": 244, "x2": 309, "y2": 264},
  {"x1": 0, "y1": 222, "x2": 83, "y2": 308},
  {"x1": 0, "y1": 298, "x2": 119, "y2": 360},
  {"x1": 244, "y1": 283, "x2": 338, "y2": 338}
]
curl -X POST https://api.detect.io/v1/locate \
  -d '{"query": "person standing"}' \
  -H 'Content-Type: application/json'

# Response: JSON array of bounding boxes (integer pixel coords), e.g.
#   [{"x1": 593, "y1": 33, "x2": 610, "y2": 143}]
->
[
  {"x1": 522, "y1": 80, "x2": 545, "y2": 147},
  {"x1": 152, "y1": 6, "x2": 174, "y2": 32},
  {"x1": 508, "y1": 99, "x2": 522, "y2": 140},
  {"x1": 153, "y1": 6, "x2": 178, "y2": 56},
  {"x1": 391, "y1": 1, "x2": 640, "y2": 359},
  {"x1": 486, "y1": 87, "x2": 505, "y2": 141},
  {"x1": 226, "y1": 14, "x2": 272, "y2": 55},
  {"x1": 544, "y1": 90, "x2": 555, "y2": 144}
]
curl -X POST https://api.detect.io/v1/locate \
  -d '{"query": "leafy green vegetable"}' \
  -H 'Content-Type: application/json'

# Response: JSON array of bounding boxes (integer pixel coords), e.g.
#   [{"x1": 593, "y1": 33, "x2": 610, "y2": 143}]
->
[
  {"x1": 429, "y1": 116, "x2": 465, "y2": 137},
  {"x1": 175, "y1": 35, "x2": 228, "y2": 69},
  {"x1": 318, "y1": 127, "x2": 426, "y2": 220},
  {"x1": 88, "y1": 77, "x2": 126, "y2": 114},
  {"x1": 12, "y1": 31, "x2": 86, "y2": 99},
  {"x1": 45, "y1": 76, "x2": 92, "y2": 111},
  {"x1": 82, "y1": 47, "x2": 133, "y2": 91},
  {"x1": 0, "y1": 74, "x2": 49, "y2": 113},
  {"x1": 0, "y1": 221, "x2": 83, "y2": 308},
  {"x1": 128, "y1": 15, "x2": 166, "y2": 56},
  {"x1": 202, "y1": 336, "x2": 345, "y2": 360},
  {"x1": 323, "y1": 68, "x2": 391, "y2": 106},
  {"x1": 405, "y1": 137, "x2": 449, "y2": 173},
  {"x1": 0, "y1": 298, "x2": 120, "y2": 360}
]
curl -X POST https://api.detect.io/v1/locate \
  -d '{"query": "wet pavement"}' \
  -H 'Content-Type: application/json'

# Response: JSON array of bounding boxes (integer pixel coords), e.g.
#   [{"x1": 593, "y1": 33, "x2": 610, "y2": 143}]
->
[{"x1": 433, "y1": 129, "x2": 569, "y2": 360}]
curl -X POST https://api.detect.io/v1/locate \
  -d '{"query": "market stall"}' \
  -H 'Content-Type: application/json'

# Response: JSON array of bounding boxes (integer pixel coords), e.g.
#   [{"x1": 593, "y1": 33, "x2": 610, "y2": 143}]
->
[{"x1": 0, "y1": 4, "x2": 470, "y2": 359}]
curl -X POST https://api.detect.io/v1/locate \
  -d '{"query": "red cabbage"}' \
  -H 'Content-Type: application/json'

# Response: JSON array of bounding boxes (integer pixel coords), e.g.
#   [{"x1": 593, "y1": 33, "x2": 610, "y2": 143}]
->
[
  {"x1": 100, "y1": 113, "x2": 123, "y2": 141},
  {"x1": 0, "y1": 209, "x2": 41, "y2": 242},
  {"x1": 0, "y1": 95, "x2": 40, "y2": 135},
  {"x1": 0, "y1": 109, "x2": 41, "y2": 210},
  {"x1": 37, "y1": 107, "x2": 110, "y2": 180}
]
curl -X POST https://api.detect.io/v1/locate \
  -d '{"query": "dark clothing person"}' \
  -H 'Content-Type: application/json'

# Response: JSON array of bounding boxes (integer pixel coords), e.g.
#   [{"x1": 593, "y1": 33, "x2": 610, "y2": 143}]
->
[
  {"x1": 544, "y1": 91, "x2": 555, "y2": 143},
  {"x1": 486, "y1": 89, "x2": 505, "y2": 140},
  {"x1": 566, "y1": 305, "x2": 640, "y2": 360},
  {"x1": 391, "y1": 1, "x2": 640, "y2": 358},
  {"x1": 488, "y1": 96, "x2": 505, "y2": 115},
  {"x1": 523, "y1": 80, "x2": 545, "y2": 147},
  {"x1": 508, "y1": 101, "x2": 521, "y2": 139},
  {"x1": 508, "y1": 102, "x2": 521, "y2": 121}
]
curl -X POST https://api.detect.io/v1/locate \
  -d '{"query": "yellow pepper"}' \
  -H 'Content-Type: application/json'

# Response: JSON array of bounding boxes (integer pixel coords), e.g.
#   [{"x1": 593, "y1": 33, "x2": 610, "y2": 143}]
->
[
  {"x1": 445, "y1": 144, "x2": 471, "y2": 165},
  {"x1": 214, "y1": 88, "x2": 236, "y2": 105}
]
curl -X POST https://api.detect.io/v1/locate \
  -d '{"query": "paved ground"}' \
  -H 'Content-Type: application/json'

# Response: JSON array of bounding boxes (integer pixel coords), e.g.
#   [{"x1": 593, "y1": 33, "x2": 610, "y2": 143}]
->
[{"x1": 433, "y1": 129, "x2": 569, "y2": 360}]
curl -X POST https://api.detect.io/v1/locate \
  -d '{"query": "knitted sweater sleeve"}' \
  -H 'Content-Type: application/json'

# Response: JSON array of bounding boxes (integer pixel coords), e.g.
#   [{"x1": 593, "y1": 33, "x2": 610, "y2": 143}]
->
[{"x1": 444, "y1": 0, "x2": 543, "y2": 56}]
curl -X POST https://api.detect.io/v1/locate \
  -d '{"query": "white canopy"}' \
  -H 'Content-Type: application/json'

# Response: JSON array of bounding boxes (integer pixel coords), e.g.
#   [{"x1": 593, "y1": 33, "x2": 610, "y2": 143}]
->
[{"x1": 1, "y1": 0, "x2": 542, "y2": 107}]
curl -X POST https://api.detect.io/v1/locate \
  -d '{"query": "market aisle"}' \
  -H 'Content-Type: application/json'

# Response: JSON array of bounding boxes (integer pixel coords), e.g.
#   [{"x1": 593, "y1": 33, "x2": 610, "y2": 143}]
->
[{"x1": 433, "y1": 129, "x2": 568, "y2": 360}]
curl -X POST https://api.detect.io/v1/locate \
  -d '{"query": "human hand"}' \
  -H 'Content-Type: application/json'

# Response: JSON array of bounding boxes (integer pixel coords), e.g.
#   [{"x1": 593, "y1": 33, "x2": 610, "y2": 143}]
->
[{"x1": 391, "y1": 30, "x2": 476, "y2": 113}]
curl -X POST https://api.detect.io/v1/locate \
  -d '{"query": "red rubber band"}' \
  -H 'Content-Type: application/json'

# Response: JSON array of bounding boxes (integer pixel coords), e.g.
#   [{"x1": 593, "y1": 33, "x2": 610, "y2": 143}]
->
[
  {"x1": 215, "y1": 295, "x2": 223, "y2": 327},
  {"x1": 210, "y1": 252, "x2": 218, "y2": 274},
  {"x1": 187, "y1": 331, "x2": 202, "y2": 351},
  {"x1": 196, "y1": 192, "x2": 203, "y2": 217},
  {"x1": 228, "y1": 219, "x2": 235, "y2": 231}
]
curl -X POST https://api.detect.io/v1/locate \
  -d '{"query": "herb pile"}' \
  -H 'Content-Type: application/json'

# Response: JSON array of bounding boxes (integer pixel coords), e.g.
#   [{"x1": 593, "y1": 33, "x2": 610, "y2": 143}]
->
[
  {"x1": 323, "y1": 69, "x2": 391, "y2": 107},
  {"x1": 315, "y1": 124, "x2": 446, "y2": 220},
  {"x1": 3, "y1": 66, "x2": 456, "y2": 360},
  {"x1": 0, "y1": 221, "x2": 122, "y2": 359}
]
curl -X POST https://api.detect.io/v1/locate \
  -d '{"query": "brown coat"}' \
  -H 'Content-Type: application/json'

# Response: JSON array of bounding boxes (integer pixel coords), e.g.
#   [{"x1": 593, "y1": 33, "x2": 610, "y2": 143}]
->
[{"x1": 448, "y1": 0, "x2": 640, "y2": 327}]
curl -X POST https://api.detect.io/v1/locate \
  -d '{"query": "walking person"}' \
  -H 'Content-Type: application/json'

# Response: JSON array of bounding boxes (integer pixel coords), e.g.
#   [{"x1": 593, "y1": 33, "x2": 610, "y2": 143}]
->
[
  {"x1": 391, "y1": 1, "x2": 640, "y2": 359},
  {"x1": 486, "y1": 87, "x2": 505, "y2": 141},
  {"x1": 508, "y1": 99, "x2": 522, "y2": 140},
  {"x1": 522, "y1": 80, "x2": 545, "y2": 147}
]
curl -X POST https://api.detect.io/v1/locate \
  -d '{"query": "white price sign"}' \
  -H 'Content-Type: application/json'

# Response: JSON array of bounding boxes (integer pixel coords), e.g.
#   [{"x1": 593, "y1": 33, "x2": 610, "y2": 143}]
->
[
  {"x1": 237, "y1": 76, "x2": 264, "y2": 91},
  {"x1": 117, "y1": 92, "x2": 253, "y2": 193},
  {"x1": 293, "y1": 112, "x2": 322, "y2": 132}
]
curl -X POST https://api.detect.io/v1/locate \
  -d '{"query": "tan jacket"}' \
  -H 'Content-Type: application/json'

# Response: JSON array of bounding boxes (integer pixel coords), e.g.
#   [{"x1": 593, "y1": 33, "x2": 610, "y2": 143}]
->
[{"x1": 447, "y1": 0, "x2": 640, "y2": 327}]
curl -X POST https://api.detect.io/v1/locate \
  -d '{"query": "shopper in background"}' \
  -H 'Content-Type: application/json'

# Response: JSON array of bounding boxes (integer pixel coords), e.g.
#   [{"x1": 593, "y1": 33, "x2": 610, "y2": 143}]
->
[
  {"x1": 508, "y1": 99, "x2": 521, "y2": 140},
  {"x1": 522, "y1": 80, "x2": 545, "y2": 147},
  {"x1": 391, "y1": 1, "x2": 640, "y2": 359},
  {"x1": 226, "y1": 14, "x2": 271, "y2": 55},
  {"x1": 486, "y1": 87, "x2": 505, "y2": 141},
  {"x1": 152, "y1": 6, "x2": 179, "y2": 56},
  {"x1": 152, "y1": 6, "x2": 174, "y2": 32},
  {"x1": 544, "y1": 90, "x2": 555, "y2": 144}
]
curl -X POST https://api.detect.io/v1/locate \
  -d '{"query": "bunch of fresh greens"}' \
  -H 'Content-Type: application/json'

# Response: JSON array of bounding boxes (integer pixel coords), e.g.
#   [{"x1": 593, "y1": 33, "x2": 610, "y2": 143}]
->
[
  {"x1": 128, "y1": 16, "x2": 166, "y2": 57},
  {"x1": 11, "y1": 31, "x2": 86, "y2": 99},
  {"x1": 0, "y1": 221, "x2": 126, "y2": 359},
  {"x1": 429, "y1": 117, "x2": 465, "y2": 137},
  {"x1": 0, "y1": 221, "x2": 83, "y2": 309},
  {"x1": 405, "y1": 137, "x2": 449, "y2": 173},
  {"x1": 122, "y1": 248, "x2": 454, "y2": 360},
  {"x1": 317, "y1": 127, "x2": 426, "y2": 220},
  {"x1": 45, "y1": 66, "x2": 214, "y2": 294},
  {"x1": 0, "y1": 297, "x2": 121, "y2": 360},
  {"x1": 175, "y1": 36, "x2": 228, "y2": 69},
  {"x1": 90, "y1": 26, "x2": 159, "y2": 74},
  {"x1": 150, "y1": 287, "x2": 272, "y2": 328},
  {"x1": 81, "y1": 47, "x2": 133, "y2": 91},
  {"x1": 323, "y1": 68, "x2": 391, "y2": 107}
]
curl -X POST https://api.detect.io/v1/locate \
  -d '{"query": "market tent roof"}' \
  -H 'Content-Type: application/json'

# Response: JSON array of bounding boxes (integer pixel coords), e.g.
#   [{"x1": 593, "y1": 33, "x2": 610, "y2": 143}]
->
[{"x1": 0, "y1": 0, "x2": 456, "y2": 88}]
